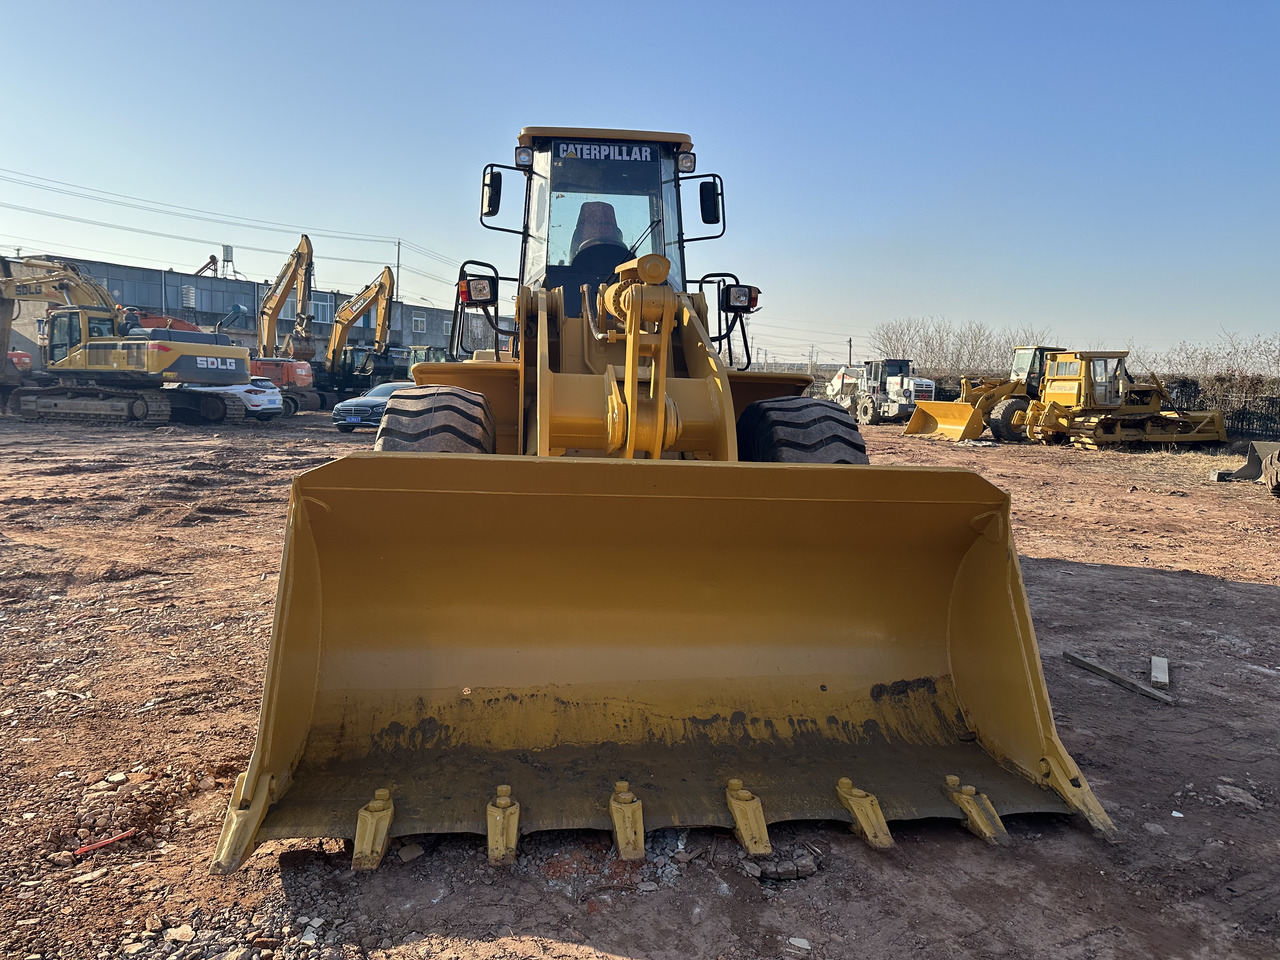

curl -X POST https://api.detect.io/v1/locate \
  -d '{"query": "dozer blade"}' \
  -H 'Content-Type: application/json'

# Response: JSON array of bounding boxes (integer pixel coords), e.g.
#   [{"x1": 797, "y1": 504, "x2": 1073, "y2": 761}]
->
[
  {"x1": 903, "y1": 400, "x2": 986, "y2": 441},
  {"x1": 212, "y1": 454, "x2": 1114, "y2": 872}
]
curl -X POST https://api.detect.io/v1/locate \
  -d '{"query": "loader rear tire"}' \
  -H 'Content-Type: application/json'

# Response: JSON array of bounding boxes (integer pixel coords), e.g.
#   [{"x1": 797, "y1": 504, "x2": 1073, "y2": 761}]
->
[
  {"x1": 1263, "y1": 452, "x2": 1280, "y2": 498},
  {"x1": 374, "y1": 385, "x2": 496, "y2": 453},
  {"x1": 737, "y1": 397, "x2": 869, "y2": 464},
  {"x1": 857, "y1": 396, "x2": 882, "y2": 425},
  {"x1": 989, "y1": 397, "x2": 1030, "y2": 442}
]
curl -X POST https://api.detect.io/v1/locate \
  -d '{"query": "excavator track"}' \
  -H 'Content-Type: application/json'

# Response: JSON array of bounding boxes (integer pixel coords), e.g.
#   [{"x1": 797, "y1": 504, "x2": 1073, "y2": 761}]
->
[
  {"x1": 5, "y1": 386, "x2": 255, "y2": 427},
  {"x1": 10, "y1": 385, "x2": 171, "y2": 425}
]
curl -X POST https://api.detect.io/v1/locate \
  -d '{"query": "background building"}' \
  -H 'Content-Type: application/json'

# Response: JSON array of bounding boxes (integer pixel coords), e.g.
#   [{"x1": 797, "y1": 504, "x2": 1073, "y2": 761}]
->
[{"x1": 7, "y1": 254, "x2": 455, "y2": 367}]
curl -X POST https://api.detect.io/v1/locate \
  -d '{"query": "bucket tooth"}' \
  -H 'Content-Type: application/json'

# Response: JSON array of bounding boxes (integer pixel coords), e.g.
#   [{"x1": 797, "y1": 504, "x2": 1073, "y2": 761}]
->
[
  {"x1": 209, "y1": 773, "x2": 272, "y2": 874},
  {"x1": 487, "y1": 784, "x2": 520, "y2": 865},
  {"x1": 725, "y1": 778, "x2": 771, "y2": 855},
  {"x1": 835, "y1": 777, "x2": 894, "y2": 849},
  {"x1": 944, "y1": 775, "x2": 1009, "y2": 845},
  {"x1": 351, "y1": 788, "x2": 395, "y2": 871},
  {"x1": 1038, "y1": 754, "x2": 1118, "y2": 841},
  {"x1": 609, "y1": 780, "x2": 646, "y2": 861}
]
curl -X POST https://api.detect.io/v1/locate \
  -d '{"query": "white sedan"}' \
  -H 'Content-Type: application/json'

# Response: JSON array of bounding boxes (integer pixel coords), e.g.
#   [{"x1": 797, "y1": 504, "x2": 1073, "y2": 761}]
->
[{"x1": 170, "y1": 376, "x2": 285, "y2": 421}]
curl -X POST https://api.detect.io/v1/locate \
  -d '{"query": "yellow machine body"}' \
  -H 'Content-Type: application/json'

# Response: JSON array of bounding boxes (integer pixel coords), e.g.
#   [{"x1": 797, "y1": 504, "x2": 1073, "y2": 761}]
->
[
  {"x1": 212, "y1": 130, "x2": 1113, "y2": 872},
  {"x1": 903, "y1": 398, "x2": 989, "y2": 440},
  {"x1": 212, "y1": 453, "x2": 1113, "y2": 871},
  {"x1": 1023, "y1": 351, "x2": 1227, "y2": 447},
  {"x1": 903, "y1": 346, "x2": 1062, "y2": 441}
]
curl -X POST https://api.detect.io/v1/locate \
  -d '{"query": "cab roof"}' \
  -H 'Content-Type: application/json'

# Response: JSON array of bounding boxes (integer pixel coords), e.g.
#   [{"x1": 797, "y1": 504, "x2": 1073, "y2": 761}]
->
[{"x1": 518, "y1": 127, "x2": 693, "y2": 152}]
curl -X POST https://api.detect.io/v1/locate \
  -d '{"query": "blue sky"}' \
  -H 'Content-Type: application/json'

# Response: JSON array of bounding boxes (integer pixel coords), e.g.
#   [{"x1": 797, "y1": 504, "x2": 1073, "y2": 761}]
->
[{"x1": 4, "y1": 1, "x2": 1276, "y2": 362}]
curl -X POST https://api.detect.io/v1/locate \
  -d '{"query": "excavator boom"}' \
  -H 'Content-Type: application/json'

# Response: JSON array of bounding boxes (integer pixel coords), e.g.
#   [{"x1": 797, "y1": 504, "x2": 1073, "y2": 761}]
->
[{"x1": 258, "y1": 235, "x2": 314, "y2": 360}]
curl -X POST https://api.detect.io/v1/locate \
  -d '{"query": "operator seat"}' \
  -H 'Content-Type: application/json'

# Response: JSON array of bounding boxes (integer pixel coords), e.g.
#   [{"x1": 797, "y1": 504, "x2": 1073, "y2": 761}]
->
[{"x1": 570, "y1": 202, "x2": 626, "y2": 258}]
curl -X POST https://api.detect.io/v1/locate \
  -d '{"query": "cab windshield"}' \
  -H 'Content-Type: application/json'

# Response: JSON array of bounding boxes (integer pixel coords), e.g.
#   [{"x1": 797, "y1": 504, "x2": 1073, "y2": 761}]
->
[
  {"x1": 526, "y1": 138, "x2": 684, "y2": 295},
  {"x1": 1010, "y1": 349, "x2": 1036, "y2": 380},
  {"x1": 884, "y1": 359, "x2": 910, "y2": 377}
]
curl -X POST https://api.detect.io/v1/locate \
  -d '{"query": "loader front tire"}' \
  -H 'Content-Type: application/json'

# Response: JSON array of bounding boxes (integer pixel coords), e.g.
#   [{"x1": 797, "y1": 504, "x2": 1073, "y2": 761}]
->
[
  {"x1": 374, "y1": 385, "x2": 496, "y2": 453},
  {"x1": 737, "y1": 397, "x2": 869, "y2": 464},
  {"x1": 1263, "y1": 451, "x2": 1280, "y2": 498},
  {"x1": 857, "y1": 396, "x2": 881, "y2": 425},
  {"x1": 989, "y1": 397, "x2": 1030, "y2": 442}
]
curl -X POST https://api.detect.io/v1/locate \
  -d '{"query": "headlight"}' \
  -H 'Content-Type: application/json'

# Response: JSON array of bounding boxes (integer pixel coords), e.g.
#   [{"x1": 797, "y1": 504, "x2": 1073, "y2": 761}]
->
[
  {"x1": 459, "y1": 277, "x2": 498, "y2": 305},
  {"x1": 514, "y1": 146, "x2": 534, "y2": 168},
  {"x1": 720, "y1": 285, "x2": 760, "y2": 312},
  {"x1": 677, "y1": 152, "x2": 696, "y2": 173}
]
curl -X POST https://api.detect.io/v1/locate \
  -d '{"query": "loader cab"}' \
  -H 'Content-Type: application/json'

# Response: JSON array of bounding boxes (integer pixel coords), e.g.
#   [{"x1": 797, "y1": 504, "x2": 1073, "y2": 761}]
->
[
  {"x1": 481, "y1": 128, "x2": 724, "y2": 318},
  {"x1": 1009, "y1": 345, "x2": 1063, "y2": 400}
]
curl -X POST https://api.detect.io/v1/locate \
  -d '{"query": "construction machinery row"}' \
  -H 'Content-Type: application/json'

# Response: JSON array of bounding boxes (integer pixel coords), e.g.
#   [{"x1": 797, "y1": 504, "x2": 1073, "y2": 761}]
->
[
  {"x1": 905, "y1": 344, "x2": 1227, "y2": 447},
  {"x1": 251, "y1": 235, "x2": 401, "y2": 413},
  {"x1": 2, "y1": 237, "x2": 405, "y2": 422},
  {"x1": 211, "y1": 126, "x2": 1115, "y2": 877}
]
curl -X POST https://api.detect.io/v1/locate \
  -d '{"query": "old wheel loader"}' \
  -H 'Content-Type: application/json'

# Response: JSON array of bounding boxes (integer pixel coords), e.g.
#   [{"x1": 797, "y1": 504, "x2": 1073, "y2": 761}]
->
[
  {"x1": 212, "y1": 128, "x2": 1115, "y2": 874},
  {"x1": 904, "y1": 345, "x2": 1061, "y2": 441}
]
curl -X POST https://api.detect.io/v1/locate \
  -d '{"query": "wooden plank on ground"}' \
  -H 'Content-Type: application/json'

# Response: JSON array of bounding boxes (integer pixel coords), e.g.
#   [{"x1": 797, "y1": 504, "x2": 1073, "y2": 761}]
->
[
  {"x1": 1063, "y1": 652, "x2": 1176, "y2": 705},
  {"x1": 1150, "y1": 656, "x2": 1170, "y2": 689}
]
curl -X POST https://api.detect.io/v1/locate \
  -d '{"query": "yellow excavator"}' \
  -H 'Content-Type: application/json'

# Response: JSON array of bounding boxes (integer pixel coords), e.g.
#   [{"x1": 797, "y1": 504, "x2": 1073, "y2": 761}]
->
[
  {"x1": 258, "y1": 235, "x2": 317, "y2": 362},
  {"x1": 1, "y1": 256, "x2": 251, "y2": 423},
  {"x1": 316, "y1": 265, "x2": 397, "y2": 395},
  {"x1": 255, "y1": 238, "x2": 398, "y2": 403},
  {"x1": 213, "y1": 127, "x2": 1115, "y2": 874}
]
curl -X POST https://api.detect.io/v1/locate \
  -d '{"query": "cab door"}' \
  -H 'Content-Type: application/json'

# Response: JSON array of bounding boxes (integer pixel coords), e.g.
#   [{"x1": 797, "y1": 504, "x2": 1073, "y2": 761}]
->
[
  {"x1": 1091, "y1": 357, "x2": 1121, "y2": 406},
  {"x1": 47, "y1": 313, "x2": 80, "y2": 366}
]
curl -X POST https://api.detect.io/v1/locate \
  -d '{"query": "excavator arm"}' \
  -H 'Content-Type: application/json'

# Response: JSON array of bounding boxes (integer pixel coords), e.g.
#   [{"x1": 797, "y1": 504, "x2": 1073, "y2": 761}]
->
[
  {"x1": 0, "y1": 258, "x2": 118, "y2": 313},
  {"x1": 258, "y1": 235, "x2": 314, "y2": 360},
  {"x1": 324, "y1": 266, "x2": 395, "y2": 373}
]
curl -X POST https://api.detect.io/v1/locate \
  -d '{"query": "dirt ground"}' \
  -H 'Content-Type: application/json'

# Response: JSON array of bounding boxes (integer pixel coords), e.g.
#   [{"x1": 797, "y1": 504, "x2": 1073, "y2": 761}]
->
[{"x1": 1, "y1": 415, "x2": 1277, "y2": 960}]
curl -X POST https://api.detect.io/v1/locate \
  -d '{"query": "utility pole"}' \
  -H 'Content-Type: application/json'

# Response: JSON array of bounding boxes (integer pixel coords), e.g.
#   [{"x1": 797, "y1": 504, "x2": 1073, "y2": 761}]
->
[
  {"x1": 848, "y1": 337, "x2": 853, "y2": 366},
  {"x1": 395, "y1": 240, "x2": 402, "y2": 301}
]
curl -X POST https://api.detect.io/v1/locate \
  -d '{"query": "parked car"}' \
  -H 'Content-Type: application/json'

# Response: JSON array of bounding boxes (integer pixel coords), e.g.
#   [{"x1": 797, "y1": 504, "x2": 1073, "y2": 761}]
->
[
  {"x1": 169, "y1": 376, "x2": 285, "y2": 421},
  {"x1": 332, "y1": 380, "x2": 415, "y2": 432}
]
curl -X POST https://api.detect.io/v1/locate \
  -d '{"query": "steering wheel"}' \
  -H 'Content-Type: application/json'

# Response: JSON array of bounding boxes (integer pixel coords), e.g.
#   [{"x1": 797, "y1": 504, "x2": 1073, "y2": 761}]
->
[{"x1": 570, "y1": 240, "x2": 632, "y2": 281}]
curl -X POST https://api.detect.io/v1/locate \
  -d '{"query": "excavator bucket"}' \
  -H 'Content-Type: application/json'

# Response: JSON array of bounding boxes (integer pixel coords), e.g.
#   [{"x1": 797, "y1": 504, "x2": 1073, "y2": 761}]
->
[
  {"x1": 903, "y1": 400, "x2": 986, "y2": 440},
  {"x1": 212, "y1": 453, "x2": 1114, "y2": 872}
]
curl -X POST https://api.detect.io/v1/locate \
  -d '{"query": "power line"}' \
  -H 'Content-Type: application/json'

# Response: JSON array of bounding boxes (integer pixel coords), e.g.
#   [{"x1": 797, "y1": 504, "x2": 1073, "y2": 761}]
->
[
  {"x1": 0, "y1": 165, "x2": 463, "y2": 267},
  {"x1": 0, "y1": 167, "x2": 394, "y2": 243}
]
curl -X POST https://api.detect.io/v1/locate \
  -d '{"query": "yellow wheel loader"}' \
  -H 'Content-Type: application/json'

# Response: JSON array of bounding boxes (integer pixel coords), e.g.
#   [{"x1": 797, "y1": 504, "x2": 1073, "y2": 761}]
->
[
  {"x1": 212, "y1": 128, "x2": 1115, "y2": 874},
  {"x1": 904, "y1": 345, "x2": 1062, "y2": 441}
]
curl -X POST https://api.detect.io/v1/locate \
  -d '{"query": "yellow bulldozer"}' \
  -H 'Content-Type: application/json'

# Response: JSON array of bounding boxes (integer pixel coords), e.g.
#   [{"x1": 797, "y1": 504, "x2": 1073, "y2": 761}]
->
[
  {"x1": 212, "y1": 127, "x2": 1115, "y2": 874},
  {"x1": 1012, "y1": 351, "x2": 1225, "y2": 447},
  {"x1": 904, "y1": 344, "x2": 1061, "y2": 441}
]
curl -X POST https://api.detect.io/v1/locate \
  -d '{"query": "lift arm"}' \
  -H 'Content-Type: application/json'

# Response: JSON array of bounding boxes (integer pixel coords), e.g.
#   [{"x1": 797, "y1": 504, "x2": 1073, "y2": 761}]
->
[
  {"x1": 324, "y1": 266, "x2": 395, "y2": 373},
  {"x1": 258, "y1": 235, "x2": 314, "y2": 359}
]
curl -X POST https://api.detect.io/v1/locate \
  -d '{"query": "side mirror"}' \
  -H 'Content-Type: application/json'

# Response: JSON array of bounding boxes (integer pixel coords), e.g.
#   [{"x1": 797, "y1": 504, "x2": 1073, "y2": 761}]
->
[
  {"x1": 482, "y1": 170, "x2": 503, "y2": 218},
  {"x1": 699, "y1": 180, "x2": 720, "y2": 225}
]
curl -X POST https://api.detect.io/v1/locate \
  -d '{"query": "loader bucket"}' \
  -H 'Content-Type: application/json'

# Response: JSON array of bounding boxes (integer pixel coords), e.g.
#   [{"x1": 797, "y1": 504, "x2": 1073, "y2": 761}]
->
[
  {"x1": 212, "y1": 454, "x2": 1114, "y2": 872},
  {"x1": 903, "y1": 400, "x2": 986, "y2": 440},
  {"x1": 1216, "y1": 441, "x2": 1280, "y2": 481}
]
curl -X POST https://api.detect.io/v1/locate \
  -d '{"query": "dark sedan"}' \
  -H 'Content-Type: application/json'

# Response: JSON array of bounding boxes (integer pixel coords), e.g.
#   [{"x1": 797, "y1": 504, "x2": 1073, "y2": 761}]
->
[{"x1": 331, "y1": 380, "x2": 415, "y2": 432}]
